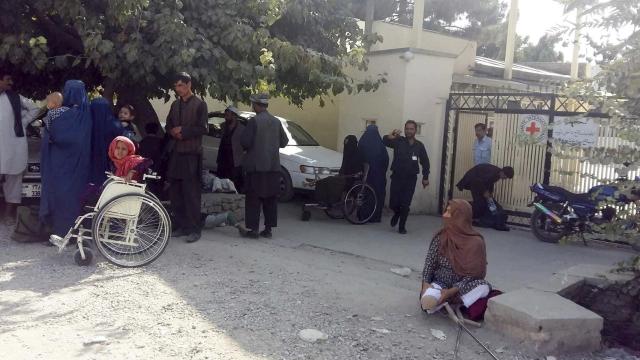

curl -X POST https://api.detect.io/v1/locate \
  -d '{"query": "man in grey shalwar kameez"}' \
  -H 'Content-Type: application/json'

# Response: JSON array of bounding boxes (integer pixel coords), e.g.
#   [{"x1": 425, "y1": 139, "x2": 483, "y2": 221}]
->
[
  {"x1": 0, "y1": 69, "x2": 39, "y2": 224},
  {"x1": 239, "y1": 93, "x2": 288, "y2": 239}
]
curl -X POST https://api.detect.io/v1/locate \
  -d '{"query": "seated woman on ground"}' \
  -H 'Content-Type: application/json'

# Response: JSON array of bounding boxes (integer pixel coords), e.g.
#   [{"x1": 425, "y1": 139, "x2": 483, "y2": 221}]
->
[
  {"x1": 420, "y1": 199, "x2": 491, "y2": 313},
  {"x1": 108, "y1": 136, "x2": 153, "y2": 182}
]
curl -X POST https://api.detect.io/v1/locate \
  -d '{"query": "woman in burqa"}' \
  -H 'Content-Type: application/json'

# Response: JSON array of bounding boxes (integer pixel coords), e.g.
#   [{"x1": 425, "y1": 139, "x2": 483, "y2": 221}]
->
[
  {"x1": 357, "y1": 125, "x2": 389, "y2": 223},
  {"x1": 339, "y1": 135, "x2": 363, "y2": 176},
  {"x1": 40, "y1": 80, "x2": 93, "y2": 236},
  {"x1": 420, "y1": 199, "x2": 491, "y2": 312},
  {"x1": 315, "y1": 135, "x2": 363, "y2": 206},
  {"x1": 89, "y1": 97, "x2": 123, "y2": 185}
]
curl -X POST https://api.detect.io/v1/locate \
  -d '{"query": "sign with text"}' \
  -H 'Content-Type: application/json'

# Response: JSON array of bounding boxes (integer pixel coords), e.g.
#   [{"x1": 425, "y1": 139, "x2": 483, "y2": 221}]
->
[
  {"x1": 517, "y1": 114, "x2": 549, "y2": 145},
  {"x1": 552, "y1": 116, "x2": 599, "y2": 148}
]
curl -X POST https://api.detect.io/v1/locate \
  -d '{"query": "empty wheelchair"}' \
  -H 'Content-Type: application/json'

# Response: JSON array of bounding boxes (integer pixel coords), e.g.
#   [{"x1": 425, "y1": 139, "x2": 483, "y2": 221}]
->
[{"x1": 50, "y1": 173, "x2": 171, "y2": 267}]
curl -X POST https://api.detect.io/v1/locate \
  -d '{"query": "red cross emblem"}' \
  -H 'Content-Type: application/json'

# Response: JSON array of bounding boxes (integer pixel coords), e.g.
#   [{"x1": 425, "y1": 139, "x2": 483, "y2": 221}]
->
[{"x1": 525, "y1": 121, "x2": 541, "y2": 136}]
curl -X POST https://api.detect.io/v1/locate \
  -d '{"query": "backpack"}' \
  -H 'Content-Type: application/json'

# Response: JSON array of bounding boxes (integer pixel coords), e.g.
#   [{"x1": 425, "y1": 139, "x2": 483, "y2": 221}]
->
[{"x1": 12, "y1": 206, "x2": 49, "y2": 243}]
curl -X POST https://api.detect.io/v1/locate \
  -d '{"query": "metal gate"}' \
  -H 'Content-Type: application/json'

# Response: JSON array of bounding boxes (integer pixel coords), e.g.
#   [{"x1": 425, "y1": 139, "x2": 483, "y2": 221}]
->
[{"x1": 438, "y1": 92, "x2": 596, "y2": 221}]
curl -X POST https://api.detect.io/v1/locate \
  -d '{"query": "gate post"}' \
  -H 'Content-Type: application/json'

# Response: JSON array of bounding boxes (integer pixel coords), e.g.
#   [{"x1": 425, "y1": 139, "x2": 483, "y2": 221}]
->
[
  {"x1": 438, "y1": 98, "x2": 452, "y2": 214},
  {"x1": 543, "y1": 95, "x2": 556, "y2": 185}
]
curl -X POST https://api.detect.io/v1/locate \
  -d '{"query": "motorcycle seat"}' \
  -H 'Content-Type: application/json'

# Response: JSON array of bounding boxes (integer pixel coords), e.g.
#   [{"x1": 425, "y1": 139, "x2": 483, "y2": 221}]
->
[{"x1": 535, "y1": 184, "x2": 594, "y2": 204}]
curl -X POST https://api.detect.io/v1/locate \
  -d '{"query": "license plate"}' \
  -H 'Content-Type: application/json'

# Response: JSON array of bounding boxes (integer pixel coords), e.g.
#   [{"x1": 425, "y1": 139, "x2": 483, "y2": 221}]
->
[{"x1": 21, "y1": 183, "x2": 41, "y2": 198}]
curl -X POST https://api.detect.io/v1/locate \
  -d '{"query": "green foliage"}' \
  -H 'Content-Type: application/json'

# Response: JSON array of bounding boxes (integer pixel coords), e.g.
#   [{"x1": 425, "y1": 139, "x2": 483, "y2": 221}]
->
[
  {"x1": 0, "y1": 0, "x2": 383, "y2": 105},
  {"x1": 519, "y1": 34, "x2": 565, "y2": 62},
  {"x1": 475, "y1": 21, "x2": 529, "y2": 60},
  {"x1": 351, "y1": 0, "x2": 506, "y2": 37}
]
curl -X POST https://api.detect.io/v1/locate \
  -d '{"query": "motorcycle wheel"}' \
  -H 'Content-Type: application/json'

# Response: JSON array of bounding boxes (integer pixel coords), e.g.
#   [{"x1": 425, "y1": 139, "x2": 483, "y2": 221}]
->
[{"x1": 530, "y1": 207, "x2": 567, "y2": 243}]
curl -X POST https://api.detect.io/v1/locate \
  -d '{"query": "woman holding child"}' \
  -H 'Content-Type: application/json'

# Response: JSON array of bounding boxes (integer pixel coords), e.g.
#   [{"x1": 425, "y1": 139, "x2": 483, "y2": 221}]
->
[{"x1": 39, "y1": 80, "x2": 93, "y2": 236}]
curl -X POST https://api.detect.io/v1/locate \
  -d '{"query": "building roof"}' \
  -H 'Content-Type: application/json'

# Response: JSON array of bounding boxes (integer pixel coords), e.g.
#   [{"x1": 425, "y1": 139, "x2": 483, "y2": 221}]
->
[
  {"x1": 520, "y1": 62, "x2": 591, "y2": 78},
  {"x1": 473, "y1": 56, "x2": 571, "y2": 84}
]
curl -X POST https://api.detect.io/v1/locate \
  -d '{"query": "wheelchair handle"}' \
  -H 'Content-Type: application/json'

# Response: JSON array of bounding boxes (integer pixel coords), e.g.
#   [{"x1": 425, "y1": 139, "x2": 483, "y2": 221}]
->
[{"x1": 143, "y1": 173, "x2": 162, "y2": 181}]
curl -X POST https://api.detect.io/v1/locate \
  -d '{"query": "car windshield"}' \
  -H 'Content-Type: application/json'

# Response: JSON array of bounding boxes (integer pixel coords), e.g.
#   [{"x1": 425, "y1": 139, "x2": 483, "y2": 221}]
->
[{"x1": 282, "y1": 120, "x2": 318, "y2": 146}]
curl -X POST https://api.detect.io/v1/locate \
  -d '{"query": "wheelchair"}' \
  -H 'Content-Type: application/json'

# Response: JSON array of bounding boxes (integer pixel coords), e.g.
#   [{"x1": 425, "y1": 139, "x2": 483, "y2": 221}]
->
[
  {"x1": 50, "y1": 173, "x2": 171, "y2": 267},
  {"x1": 301, "y1": 169, "x2": 378, "y2": 225}
]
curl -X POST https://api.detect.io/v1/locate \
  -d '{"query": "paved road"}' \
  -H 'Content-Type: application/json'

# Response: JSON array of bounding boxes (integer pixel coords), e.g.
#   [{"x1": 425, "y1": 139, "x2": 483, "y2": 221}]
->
[{"x1": 276, "y1": 202, "x2": 632, "y2": 292}]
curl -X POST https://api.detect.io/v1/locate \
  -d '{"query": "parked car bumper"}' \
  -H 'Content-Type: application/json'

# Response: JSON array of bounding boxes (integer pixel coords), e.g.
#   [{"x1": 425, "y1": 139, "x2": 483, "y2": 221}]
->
[{"x1": 290, "y1": 170, "x2": 339, "y2": 191}]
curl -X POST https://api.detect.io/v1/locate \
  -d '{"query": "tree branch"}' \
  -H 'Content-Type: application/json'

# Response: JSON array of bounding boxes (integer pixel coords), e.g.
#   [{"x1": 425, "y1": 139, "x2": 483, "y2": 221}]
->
[{"x1": 24, "y1": 1, "x2": 84, "y2": 54}]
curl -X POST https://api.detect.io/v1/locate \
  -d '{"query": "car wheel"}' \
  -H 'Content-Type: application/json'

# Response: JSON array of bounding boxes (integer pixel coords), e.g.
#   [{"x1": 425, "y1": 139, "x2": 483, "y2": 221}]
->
[{"x1": 279, "y1": 167, "x2": 294, "y2": 202}]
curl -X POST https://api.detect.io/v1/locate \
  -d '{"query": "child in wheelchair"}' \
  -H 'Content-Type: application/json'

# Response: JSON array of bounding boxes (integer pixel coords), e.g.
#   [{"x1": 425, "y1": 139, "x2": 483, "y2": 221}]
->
[
  {"x1": 109, "y1": 136, "x2": 153, "y2": 182},
  {"x1": 81, "y1": 136, "x2": 154, "y2": 209},
  {"x1": 52, "y1": 136, "x2": 170, "y2": 267}
]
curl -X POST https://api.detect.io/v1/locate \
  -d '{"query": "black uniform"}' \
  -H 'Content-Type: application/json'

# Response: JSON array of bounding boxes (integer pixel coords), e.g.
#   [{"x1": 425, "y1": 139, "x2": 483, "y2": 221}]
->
[
  {"x1": 456, "y1": 163, "x2": 502, "y2": 219},
  {"x1": 165, "y1": 95, "x2": 208, "y2": 235},
  {"x1": 383, "y1": 136, "x2": 430, "y2": 231}
]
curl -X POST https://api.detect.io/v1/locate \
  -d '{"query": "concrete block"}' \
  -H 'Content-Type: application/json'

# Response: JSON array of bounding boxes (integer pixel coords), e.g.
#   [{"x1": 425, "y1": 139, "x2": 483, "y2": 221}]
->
[
  {"x1": 485, "y1": 289, "x2": 603, "y2": 354},
  {"x1": 557, "y1": 264, "x2": 634, "y2": 288}
]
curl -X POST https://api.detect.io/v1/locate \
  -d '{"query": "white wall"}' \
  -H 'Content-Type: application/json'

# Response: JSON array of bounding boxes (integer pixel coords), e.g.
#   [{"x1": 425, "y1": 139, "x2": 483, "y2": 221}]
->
[
  {"x1": 337, "y1": 51, "x2": 456, "y2": 214},
  {"x1": 401, "y1": 54, "x2": 455, "y2": 214}
]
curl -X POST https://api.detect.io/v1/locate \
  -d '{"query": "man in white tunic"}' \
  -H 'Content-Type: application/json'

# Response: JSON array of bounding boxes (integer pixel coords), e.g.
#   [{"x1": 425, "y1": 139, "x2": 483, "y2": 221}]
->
[{"x1": 0, "y1": 69, "x2": 40, "y2": 223}]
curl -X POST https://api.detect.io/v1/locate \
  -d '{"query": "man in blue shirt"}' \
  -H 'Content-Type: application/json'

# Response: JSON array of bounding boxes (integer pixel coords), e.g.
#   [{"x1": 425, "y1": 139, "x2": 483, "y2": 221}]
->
[{"x1": 473, "y1": 123, "x2": 492, "y2": 165}]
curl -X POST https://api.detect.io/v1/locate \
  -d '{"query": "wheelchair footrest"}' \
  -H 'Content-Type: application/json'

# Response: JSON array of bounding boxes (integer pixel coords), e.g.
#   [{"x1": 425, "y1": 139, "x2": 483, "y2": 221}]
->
[{"x1": 49, "y1": 234, "x2": 68, "y2": 252}]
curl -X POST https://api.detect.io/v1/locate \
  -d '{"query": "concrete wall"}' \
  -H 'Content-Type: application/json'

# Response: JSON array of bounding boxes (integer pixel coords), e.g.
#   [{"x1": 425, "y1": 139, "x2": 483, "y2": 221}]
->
[
  {"x1": 151, "y1": 96, "x2": 339, "y2": 150},
  {"x1": 401, "y1": 54, "x2": 454, "y2": 214}
]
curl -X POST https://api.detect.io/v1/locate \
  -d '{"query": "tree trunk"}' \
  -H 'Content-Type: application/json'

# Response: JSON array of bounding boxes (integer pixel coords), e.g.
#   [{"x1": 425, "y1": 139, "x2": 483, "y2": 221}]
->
[{"x1": 103, "y1": 78, "x2": 117, "y2": 103}]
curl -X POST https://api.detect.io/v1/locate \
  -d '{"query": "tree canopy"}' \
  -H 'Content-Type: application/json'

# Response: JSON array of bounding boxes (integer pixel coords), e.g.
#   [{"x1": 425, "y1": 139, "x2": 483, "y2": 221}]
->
[
  {"x1": 0, "y1": 0, "x2": 384, "y2": 107},
  {"x1": 519, "y1": 34, "x2": 565, "y2": 62},
  {"x1": 351, "y1": 0, "x2": 506, "y2": 39}
]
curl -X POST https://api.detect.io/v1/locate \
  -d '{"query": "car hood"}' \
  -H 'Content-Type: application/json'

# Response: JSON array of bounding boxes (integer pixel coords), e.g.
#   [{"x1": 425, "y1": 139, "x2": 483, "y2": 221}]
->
[{"x1": 280, "y1": 146, "x2": 342, "y2": 169}]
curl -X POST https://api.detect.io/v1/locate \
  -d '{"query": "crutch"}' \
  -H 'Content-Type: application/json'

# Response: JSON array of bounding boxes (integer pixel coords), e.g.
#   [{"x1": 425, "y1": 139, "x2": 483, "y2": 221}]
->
[{"x1": 443, "y1": 303, "x2": 500, "y2": 360}]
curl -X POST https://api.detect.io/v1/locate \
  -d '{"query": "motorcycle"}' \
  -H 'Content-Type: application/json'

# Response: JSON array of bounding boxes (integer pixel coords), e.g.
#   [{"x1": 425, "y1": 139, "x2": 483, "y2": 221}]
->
[{"x1": 528, "y1": 181, "x2": 639, "y2": 244}]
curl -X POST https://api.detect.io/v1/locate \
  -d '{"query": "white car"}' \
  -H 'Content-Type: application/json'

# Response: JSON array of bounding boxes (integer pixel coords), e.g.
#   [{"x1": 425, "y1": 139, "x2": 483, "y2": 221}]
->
[{"x1": 203, "y1": 111, "x2": 343, "y2": 201}]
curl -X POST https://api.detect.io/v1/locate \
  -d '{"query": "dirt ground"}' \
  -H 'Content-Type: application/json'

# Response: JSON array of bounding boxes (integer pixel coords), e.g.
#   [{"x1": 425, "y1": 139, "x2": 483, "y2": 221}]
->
[{"x1": 0, "y1": 211, "x2": 638, "y2": 360}]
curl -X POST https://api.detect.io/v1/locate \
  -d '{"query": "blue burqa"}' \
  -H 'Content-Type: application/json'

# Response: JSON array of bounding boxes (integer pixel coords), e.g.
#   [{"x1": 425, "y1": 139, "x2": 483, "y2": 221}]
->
[
  {"x1": 40, "y1": 80, "x2": 93, "y2": 236},
  {"x1": 358, "y1": 125, "x2": 389, "y2": 222},
  {"x1": 89, "y1": 97, "x2": 123, "y2": 185}
]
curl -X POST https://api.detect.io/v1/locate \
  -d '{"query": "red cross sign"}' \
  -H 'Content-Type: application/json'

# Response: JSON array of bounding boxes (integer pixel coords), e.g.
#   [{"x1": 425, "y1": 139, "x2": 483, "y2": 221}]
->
[{"x1": 526, "y1": 121, "x2": 541, "y2": 136}]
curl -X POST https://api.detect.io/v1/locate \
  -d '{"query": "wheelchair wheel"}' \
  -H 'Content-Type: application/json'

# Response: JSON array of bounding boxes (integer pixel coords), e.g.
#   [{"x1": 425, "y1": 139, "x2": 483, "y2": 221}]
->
[
  {"x1": 343, "y1": 182, "x2": 377, "y2": 225},
  {"x1": 92, "y1": 192, "x2": 171, "y2": 268},
  {"x1": 74, "y1": 247, "x2": 93, "y2": 266}
]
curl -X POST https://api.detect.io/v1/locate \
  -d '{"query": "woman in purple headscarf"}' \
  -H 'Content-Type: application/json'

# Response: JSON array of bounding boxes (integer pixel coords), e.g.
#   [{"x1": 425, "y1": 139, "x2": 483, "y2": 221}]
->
[{"x1": 39, "y1": 80, "x2": 93, "y2": 236}]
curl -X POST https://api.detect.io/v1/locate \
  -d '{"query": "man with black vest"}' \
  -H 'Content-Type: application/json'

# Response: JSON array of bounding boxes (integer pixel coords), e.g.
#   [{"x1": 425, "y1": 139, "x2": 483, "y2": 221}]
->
[
  {"x1": 0, "y1": 69, "x2": 39, "y2": 225},
  {"x1": 165, "y1": 72, "x2": 208, "y2": 243}
]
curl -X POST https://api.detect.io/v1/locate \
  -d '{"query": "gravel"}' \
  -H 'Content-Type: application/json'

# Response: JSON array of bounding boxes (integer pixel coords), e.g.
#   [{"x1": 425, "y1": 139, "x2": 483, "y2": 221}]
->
[{"x1": 0, "y1": 221, "x2": 636, "y2": 360}]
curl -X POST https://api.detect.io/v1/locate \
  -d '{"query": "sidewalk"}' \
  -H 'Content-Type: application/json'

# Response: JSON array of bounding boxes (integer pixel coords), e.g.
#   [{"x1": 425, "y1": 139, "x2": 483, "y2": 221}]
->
[{"x1": 274, "y1": 202, "x2": 632, "y2": 291}]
